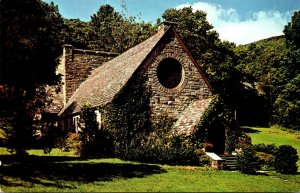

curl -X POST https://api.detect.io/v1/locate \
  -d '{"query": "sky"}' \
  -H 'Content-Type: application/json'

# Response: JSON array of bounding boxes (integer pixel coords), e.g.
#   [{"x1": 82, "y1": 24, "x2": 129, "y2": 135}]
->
[{"x1": 43, "y1": 0, "x2": 300, "y2": 45}]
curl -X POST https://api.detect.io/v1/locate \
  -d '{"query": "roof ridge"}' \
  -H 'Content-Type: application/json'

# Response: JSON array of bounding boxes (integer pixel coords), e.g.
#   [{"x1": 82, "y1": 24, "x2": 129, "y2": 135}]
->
[{"x1": 59, "y1": 29, "x2": 167, "y2": 116}]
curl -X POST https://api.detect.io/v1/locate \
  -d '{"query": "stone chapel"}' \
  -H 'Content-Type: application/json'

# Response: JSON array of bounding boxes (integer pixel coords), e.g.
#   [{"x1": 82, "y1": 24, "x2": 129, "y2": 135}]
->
[{"x1": 48, "y1": 21, "x2": 226, "y2": 153}]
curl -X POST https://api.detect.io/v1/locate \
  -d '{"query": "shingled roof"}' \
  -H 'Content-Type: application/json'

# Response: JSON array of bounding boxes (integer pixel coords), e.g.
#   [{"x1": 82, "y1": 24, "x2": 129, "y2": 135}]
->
[
  {"x1": 173, "y1": 98, "x2": 212, "y2": 135},
  {"x1": 59, "y1": 29, "x2": 166, "y2": 116}
]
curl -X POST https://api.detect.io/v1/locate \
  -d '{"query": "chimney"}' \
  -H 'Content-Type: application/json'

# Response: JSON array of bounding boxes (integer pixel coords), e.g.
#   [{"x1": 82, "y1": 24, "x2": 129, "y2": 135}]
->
[{"x1": 158, "y1": 21, "x2": 178, "y2": 31}]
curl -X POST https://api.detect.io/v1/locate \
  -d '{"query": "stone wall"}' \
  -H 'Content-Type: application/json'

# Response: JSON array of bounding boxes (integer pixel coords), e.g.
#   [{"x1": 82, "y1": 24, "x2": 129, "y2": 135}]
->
[
  {"x1": 62, "y1": 45, "x2": 118, "y2": 102},
  {"x1": 144, "y1": 31, "x2": 212, "y2": 121}
]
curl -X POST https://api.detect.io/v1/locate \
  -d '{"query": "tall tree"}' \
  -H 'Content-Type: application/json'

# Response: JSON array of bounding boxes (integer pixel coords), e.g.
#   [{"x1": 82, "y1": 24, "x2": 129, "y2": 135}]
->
[
  {"x1": 272, "y1": 11, "x2": 300, "y2": 130},
  {"x1": 273, "y1": 74, "x2": 300, "y2": 130},
  {"x1": 88, "y1": 4, "x2": 155, "y2": 53},
  {"x1": 62, "y1": 18, "x2": 91, "y2": 49},
  {"x1": 162, "y1": 7, "x2": 214, "y2": 61},
  {"x1": 0, "y1": 0, "x2": 64, "y2": 154},
  {"x1": 284, "y1": 11, "x2": 300, "y2": 49}
]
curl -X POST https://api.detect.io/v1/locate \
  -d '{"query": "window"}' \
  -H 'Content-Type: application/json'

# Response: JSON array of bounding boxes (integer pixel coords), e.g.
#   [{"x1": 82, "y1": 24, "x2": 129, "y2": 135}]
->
[
  {"x1": 95, "y1": 110, "x2": 102, "y2": 129},
  {"x1": 73, "y1": 115, "x2": 80, "y2": 133},
  {"x1": 157, "y1": 58, "x2": 182, "y2": 89}
]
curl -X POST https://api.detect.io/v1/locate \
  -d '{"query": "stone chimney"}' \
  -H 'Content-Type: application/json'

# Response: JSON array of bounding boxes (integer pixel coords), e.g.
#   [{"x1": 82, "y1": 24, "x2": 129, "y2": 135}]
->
[
  {"x1": 158, "y1": 21, "x2": 178, "y2": 31},
  {"x1": 59, "y1": 44, "x2": 118, "y2": 103}
]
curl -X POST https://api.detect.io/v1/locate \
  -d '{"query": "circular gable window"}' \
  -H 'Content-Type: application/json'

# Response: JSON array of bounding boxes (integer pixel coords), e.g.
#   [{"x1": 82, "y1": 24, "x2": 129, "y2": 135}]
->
[{"x1": 157, "y1": 58, "x2": 183, "y2": 89}]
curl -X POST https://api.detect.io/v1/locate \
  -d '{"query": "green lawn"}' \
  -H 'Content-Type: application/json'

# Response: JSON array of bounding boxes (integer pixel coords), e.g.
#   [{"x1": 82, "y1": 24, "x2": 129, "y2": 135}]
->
[
  {"x1": 244, "y1": 125, "x2": 300, "y2": 170},
  {"x1": 1, "y1": 126, "x2": 300, "y2": 192},
  {"x1": 1, "y1": 155, "x2": 299, "y2": 192}
]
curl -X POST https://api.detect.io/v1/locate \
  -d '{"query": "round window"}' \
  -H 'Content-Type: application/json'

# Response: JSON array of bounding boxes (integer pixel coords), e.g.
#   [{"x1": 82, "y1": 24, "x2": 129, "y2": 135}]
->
[{"x1": 157, "y1": 58, "x2": 183, "y2": 89}]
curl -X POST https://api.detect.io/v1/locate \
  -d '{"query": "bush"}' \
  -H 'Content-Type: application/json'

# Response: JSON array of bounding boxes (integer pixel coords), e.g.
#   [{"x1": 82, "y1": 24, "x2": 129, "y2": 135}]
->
[
  {"x1": 57, "y1": 132, "x2": 80, "y2": 152},
  {"x1": 253, "y1": 143, "x2": 278, "y2": 154},
  {"x1": 237, "y1": 145, "x2": 260, "y2": 174},
  {"x1": 274, "y1": 145, "x2": 298, "y2": 174},
  {"x1": 126, "y1": 134, "x2": 205, "y2": 166},
  {"x1": 77, "y1": 105, "x2": 114, "y2": 158},
  {"x1": 256, "y1": 152, "x2": 275, "y2": 170}
]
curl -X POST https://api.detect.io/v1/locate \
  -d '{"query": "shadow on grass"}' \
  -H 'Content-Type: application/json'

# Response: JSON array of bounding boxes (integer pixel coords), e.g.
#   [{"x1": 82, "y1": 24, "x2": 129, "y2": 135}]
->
[
  {"x1": 0, "y1": 154, "x2": 166, "y2": 189},
  {"x1": 243, "y1": 127, "x2": 261, "y2": 133}
]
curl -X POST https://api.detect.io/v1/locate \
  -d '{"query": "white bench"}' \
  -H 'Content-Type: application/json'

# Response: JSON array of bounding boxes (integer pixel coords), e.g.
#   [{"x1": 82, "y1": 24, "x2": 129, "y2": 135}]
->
[{"x1": 205, "y1": 152, "x2": 224, "y2": 169}]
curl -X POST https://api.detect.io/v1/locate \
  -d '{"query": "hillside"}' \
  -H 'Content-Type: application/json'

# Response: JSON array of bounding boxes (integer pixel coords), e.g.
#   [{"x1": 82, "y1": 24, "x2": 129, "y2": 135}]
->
[{"x1": 233, "y1": 34, "x2": 300, "y2": 129}]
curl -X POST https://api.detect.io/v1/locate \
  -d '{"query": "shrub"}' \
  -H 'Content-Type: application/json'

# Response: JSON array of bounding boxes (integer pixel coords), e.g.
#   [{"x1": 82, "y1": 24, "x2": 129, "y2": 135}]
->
[
  {"x1": 127, "y1": 134, "x2": 204, "y2": 166},
  {"x1": 237, "y1": 145, "x2": 260, "y2": 174},
  {"x1": 60, "y1": 132, "x2": 80, "y2": 152},
  {"x1": 253, "y1": 143, "x2": 278, "y2": 154},
  {"x1": 274, "y1": 145, "x2": 298, "y2": 174},
  {"x1": 256, "y1": 152, "x2": 275, "y2": 170},
  {"x1": 77, "y1": 105, "x2": 115, "y2": 158}
]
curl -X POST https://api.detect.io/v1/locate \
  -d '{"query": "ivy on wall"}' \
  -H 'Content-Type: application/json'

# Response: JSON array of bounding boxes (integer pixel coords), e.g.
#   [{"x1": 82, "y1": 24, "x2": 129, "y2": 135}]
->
[
  {"x1": 193, "y1": 95, "x2": 242, "y2": 153},
  {"x1": 101, "y1": 74, "x2": 152, "y2": 159},
  {"x1": 97, "y1": 77, "x2": 242, "y2": 162}
]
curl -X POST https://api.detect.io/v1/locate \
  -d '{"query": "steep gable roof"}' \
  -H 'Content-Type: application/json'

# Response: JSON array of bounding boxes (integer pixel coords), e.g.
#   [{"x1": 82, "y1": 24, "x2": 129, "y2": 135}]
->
[
  {"x1": 59, "y1": 24, "x2": 212, "y2": 116},
  {"x1": 59, "y1": 29, "x2": 166, "y2": 116}
]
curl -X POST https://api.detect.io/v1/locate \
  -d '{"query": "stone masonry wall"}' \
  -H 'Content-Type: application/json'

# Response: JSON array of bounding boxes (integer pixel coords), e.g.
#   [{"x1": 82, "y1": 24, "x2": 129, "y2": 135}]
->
[
  {"x1": 63, "y1": 45, "x2": 118, "y2": 102},
  {"x1": 144, "y1": 32, "x2": 212, "y2": 121}
]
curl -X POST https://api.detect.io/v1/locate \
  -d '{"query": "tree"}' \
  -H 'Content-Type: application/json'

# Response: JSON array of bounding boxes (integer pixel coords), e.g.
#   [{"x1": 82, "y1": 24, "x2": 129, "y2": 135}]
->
[
  {"x1": 162, "y1": 7, "x2": 214, "y2": 61},
  {"x1": 284, "y1": 11, "x2": 300, "y2": 49},
  {"x1": 88, "y1": 4, "x2": 155, "y2": 53},
  {"x1": 272, "y1": 11, "x2": 300, "y2": 130},
  {"x1": 273, "y1": 74, "x2": 300, "y2": 130},
  {"x1": 62, "y1": 18, "x2": 92, "y2": 49},
  {"x1": 0, "y1": 0, "x2": 64, "y2": 155},
  {"x1": 234, "y1": 37, "x2": 288, "y2": 126}
]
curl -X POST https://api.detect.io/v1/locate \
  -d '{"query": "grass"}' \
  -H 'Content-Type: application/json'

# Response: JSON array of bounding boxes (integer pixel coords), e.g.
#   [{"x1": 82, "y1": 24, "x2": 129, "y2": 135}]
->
[
  {"x1": 1, "y1": 154, "x2": 299, "y2": 192},
  {"x1": 243, "y1": 125, "x2": 300, "y2": 170},
  {"x1": 1, "y1": 126, "x2": 300, "y2": 192}
]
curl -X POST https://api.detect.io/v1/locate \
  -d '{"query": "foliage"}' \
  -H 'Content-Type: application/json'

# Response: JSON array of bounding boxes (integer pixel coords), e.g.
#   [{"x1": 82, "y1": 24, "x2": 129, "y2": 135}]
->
[
  {"x1": 60, "y1": 4, "x2": 156, "y2": 52},
  {"x1": 253, "y1": 143, "x2": 278, "y2": 170},
  {"x1": 235, "y1": 36, "x2": 286, "y2": 126},
  {"x1": 236, "y1": 132, "x2": 252, "y2": 149},
  {"x1": 35, "y1": 114, "x2": 61, "y2": 153},
  {"x1": 194, "y1": 95, "x2": 242, "y2": 153},
  {"x1": 237, "y1": 145, "x2": 260, "y2": 174},
  {"x1": 245, "y1": 126, "x2": 300, "y2": 170},
  {"x1": 102, "y1": 76, "x2": 152, "y2": 159},
  {"x1": 56, "y1": 132, "x2": 81, "y2": 152},
  {"x1": 125, "y1": 115, "x2": 206, "y2": 166},
  {"x1": 253, "y1": 143, "x2": 278, "y2": 155},
  {"x1": 273, "y1": 74, "x2": 300, "y2": 130},
  {"x1": 274, "y1": 145, "x2": 299, "y2": 174},
  {"x1": 76, "y1": 105, "x2": 114, "y2": 158},
  {"x1": 162, "y1": 7, "x2": 214, "y2": 61},
  {"x1": 234, "y1": 11, "x2": 300, "y2": 129},
  {"x1": 284, "y1": 11, "x2": 300, "y2": 50},
  {"x1": 62, "y1": 18, "x2": 91, "y2": 49},
  {"x1": 77, "y1": 105, "x2": 99, "y2": 157},
  {"x1": 0, "y1": 0, "x2": 64, "y2": 155},
  {"x1": 128, "y1": 134, "x2": 205, "y2": 166},
  {"x1": 102, "y1": 75, "x2": 211, "y2": 165},
  {"x1": 256, "y1": 152, "x2": 275, "y2": 170},
  {"x1": 87, "y1": 4, "x2": 155, "y2": 53}
]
